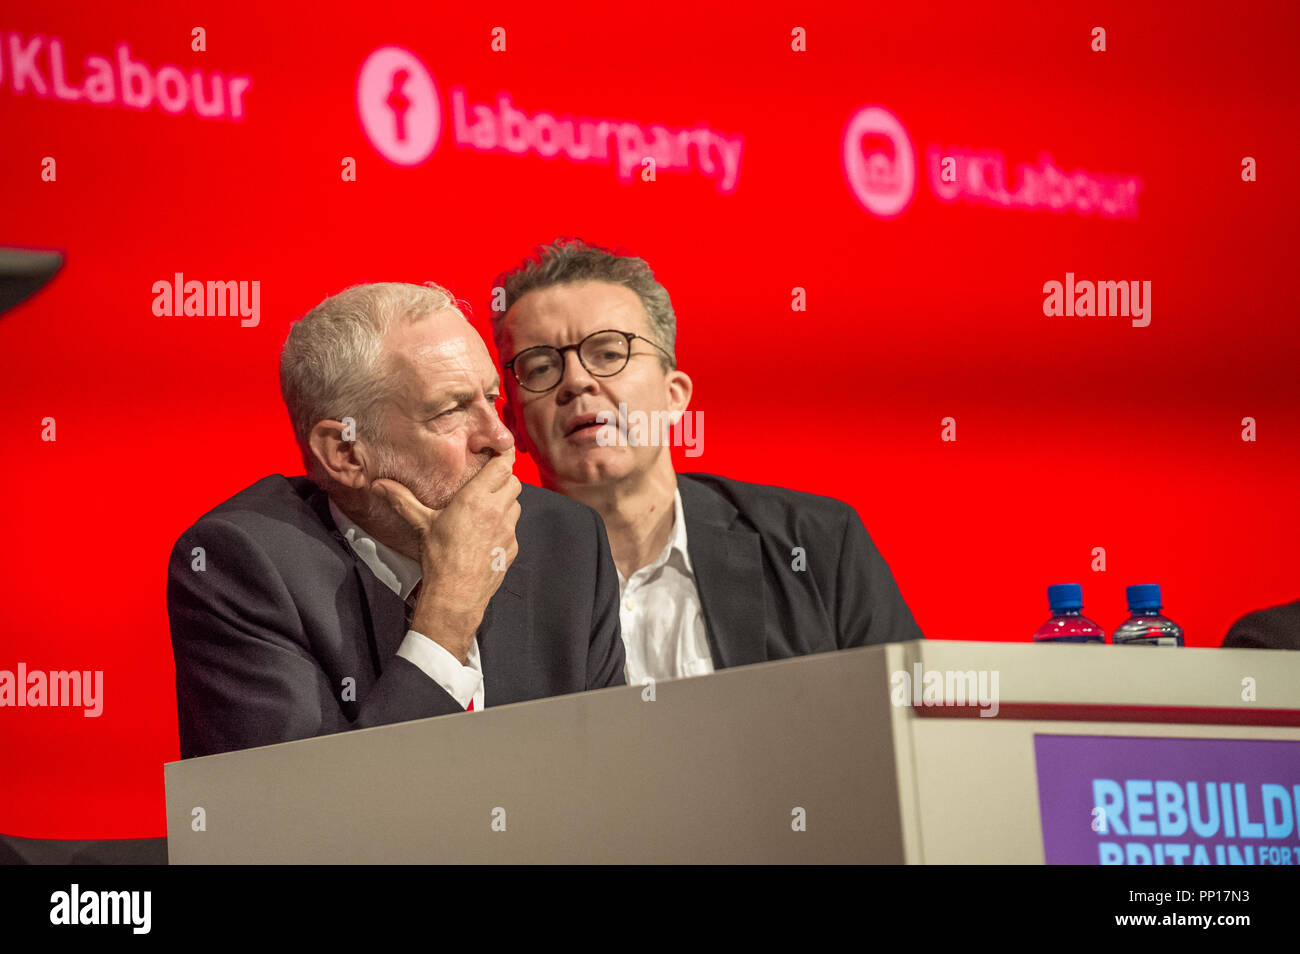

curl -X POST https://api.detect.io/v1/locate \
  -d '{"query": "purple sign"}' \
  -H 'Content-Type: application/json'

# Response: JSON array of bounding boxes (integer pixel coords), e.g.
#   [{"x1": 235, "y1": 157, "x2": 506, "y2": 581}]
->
[{"x1": 1033, "y1": 734, "x2": 1300, "y2": 865}]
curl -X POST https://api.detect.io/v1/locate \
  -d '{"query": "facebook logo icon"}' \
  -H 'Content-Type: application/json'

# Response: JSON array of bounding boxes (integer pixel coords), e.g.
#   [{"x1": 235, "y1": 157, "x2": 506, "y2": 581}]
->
[{"x1": 357, "y1": 46, "x2": 440, "y2": 165}]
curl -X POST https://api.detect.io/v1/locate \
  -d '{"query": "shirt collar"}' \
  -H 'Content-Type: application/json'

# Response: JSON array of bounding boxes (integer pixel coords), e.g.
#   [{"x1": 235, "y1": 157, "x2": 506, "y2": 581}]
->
[
  {"x1": 328, "y1": 498, "x2": 422, "y2": 601},
  {"x1": 619, "y1": 487, "x2": 694, "y2": 586},
  {"x1": 667, "y1": 486, "x2": 693, "y2": 574}
]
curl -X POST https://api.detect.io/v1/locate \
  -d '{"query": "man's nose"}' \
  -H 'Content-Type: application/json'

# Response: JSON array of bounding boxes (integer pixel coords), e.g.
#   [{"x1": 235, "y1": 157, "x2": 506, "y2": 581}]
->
[
  {"x1": 470, "y1": 398, "x2": 515, "y2": 455},
  {"x1": 555, "y1": 348, "x2": 598, "y2": 403}
]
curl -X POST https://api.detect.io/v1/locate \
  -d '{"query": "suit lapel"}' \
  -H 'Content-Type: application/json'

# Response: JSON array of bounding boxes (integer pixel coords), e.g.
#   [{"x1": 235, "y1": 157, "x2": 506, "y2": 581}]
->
[
  {"x1": 678, "y1": 476, "x2": 768, "y2": 669},
  {"x1": 305, "y1": 482, "x2": 533, "y2": 686},
  {"x1": 303, "y1": 485, "x2": 407, "y2": 674},
  {"x1": 353, "y1": 560, "x2": 409, "y2": 669},
  {"x1": 475, "y1": 572, "x2": 531, "y2": 704},
  {"x1": 352, "y1": 552, "x2": 529, "y2": 693}
]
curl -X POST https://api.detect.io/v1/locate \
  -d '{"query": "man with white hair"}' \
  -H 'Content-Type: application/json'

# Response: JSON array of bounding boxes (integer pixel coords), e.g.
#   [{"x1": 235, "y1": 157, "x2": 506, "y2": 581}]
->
[{"x1": 167, "y1": 281, "x2": 624, "y2": 759}]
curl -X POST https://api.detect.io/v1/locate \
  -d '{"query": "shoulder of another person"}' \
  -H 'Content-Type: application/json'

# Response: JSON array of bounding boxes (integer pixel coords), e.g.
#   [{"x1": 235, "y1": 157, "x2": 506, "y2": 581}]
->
[
  {"x1": 516, "y1": 480, "x2": 593, "y2": 518},
  {"x1": 515, "y1": 480, "x2": 606, "y2": 540},
  {"x1": 679, "y1": 472, "x2": 854, "y2": 527},
  {"x1": 1225, "y1": 600, "x2": 1300, "y2": 651}
]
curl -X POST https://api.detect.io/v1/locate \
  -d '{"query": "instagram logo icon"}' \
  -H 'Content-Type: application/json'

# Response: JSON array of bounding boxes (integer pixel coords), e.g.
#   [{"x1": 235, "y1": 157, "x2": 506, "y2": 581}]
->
[{"x1": 357, "y1": 46, "x2": 441, "y2": 166}]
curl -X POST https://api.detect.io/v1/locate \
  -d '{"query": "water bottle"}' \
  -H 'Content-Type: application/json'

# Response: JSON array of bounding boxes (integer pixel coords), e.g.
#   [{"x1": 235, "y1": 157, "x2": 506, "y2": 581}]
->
[
  {"x1": 1112, "y1": 584, "x2": 1185, "y2": 646},
  {"x1": 1032, "y1": 584, "x2": 1106, "y2": 643}
]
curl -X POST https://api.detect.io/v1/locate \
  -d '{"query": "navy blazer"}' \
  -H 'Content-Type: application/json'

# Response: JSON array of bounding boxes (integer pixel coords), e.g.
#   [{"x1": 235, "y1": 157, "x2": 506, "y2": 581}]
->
[
  {"x1": 677, "y1": 473, "x2": 924, "y2": 668},
  {"x1": 167, "y1": 475, "x2": 625, "y2": 758}
]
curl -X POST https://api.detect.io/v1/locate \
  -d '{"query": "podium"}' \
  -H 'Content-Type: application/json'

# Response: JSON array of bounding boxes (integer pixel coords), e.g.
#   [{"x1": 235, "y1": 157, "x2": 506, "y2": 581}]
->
[{"x1": 164, "y1": 641, "x2": 1300, "y2": 863}]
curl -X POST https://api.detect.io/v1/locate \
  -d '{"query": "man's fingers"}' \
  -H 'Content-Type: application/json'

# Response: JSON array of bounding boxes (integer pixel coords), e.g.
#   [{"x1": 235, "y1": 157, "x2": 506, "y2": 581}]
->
[
  {"x1": 470, "y1": 447, "x2": 517, "y2": 494},
  {"x1": 370, "y1": 478, "x2": 435, "y2": 528}
]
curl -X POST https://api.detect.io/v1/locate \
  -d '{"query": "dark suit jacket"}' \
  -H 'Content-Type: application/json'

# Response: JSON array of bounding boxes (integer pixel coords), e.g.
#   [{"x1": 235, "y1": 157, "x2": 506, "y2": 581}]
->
[
  {"x1": 167, "y1": 475, "x2": 625, "y2": 758},
  {"x1": 1222, "y1": 599, "x2": 1300, "y2": 651},
  {"x1": 677, "y1": 473, "x2": 923, "y2": 668}
]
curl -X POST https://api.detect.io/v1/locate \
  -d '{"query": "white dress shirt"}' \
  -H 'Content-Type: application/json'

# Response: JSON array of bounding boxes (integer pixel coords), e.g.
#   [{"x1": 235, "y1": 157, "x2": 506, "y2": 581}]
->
[
  {"x1": 329, "y1": 499, "x2": 484, "y2": 711},
  {"x1": 617, "y1": 488, "x2": 715, "y2": 685}
]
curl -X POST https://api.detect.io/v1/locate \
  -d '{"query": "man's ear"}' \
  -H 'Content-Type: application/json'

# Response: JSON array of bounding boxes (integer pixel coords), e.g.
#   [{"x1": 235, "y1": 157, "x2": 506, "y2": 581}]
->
[
  {"x1": 308, "y1": 419, "x2": 368, "y2": 488},
  {"x1": 502, "y1": 400, "x2": 529, "y2": 456},
  {"x1": 666, "y1": 369, "x2": 693, "y2": 424}
]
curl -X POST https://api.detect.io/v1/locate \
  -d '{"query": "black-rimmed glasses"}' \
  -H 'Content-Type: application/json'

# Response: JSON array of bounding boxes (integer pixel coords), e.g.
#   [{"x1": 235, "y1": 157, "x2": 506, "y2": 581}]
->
[{"x1": 504, "y1": 329, "x2": 673, "y2": 393}]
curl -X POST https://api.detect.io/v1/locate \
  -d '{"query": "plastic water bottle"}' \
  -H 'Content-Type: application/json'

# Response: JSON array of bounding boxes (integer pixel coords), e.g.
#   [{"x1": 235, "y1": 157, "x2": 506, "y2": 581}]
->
[
  {"x1": 1112, "y1": 584, "x2": 1185, "y2": 646},
  {"x1": 1032, "y1": 584, "x2": 1106, "y2": 643}
]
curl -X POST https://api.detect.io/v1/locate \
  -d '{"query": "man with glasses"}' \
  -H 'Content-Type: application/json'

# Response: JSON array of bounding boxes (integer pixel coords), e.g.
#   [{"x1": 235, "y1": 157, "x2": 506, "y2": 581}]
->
[{"x1": 490, "y1": 239, "x2": 923, "y2": 687}]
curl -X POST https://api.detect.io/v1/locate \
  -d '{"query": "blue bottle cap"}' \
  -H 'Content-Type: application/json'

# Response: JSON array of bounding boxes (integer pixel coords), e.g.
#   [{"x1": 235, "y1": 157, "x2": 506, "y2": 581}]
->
[
  {"x1": 1127, "y1": 584, "x2": 1163, "y2": 611},
  {"x1": 1048, "y1": 583, "x2": 1083, "y2": 612}
]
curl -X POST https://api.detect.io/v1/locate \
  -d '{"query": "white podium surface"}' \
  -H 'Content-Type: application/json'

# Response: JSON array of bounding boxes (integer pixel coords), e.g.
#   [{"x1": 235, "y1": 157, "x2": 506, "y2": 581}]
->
[{"x1": 164, "y1": 641, "x2": 1300, "y2": 863}]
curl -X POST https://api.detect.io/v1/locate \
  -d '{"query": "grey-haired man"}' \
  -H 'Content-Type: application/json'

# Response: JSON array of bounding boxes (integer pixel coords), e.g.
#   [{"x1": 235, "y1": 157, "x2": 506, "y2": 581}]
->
[{"x1": 167, "y1": 282, "x2": 624, "y2": 758}]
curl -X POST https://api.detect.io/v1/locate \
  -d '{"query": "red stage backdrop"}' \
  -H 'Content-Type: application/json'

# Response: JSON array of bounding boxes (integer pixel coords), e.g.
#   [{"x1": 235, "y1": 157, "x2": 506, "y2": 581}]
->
[{"x1": 1, "y1": 1, "x2": 1297, "y2": 837}]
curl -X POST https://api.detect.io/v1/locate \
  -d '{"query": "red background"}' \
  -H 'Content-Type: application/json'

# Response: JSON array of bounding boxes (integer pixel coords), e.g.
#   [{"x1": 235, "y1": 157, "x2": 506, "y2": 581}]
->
[{"x1": 1, "y1": 1, "x2": 1297, "y2": 837}]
